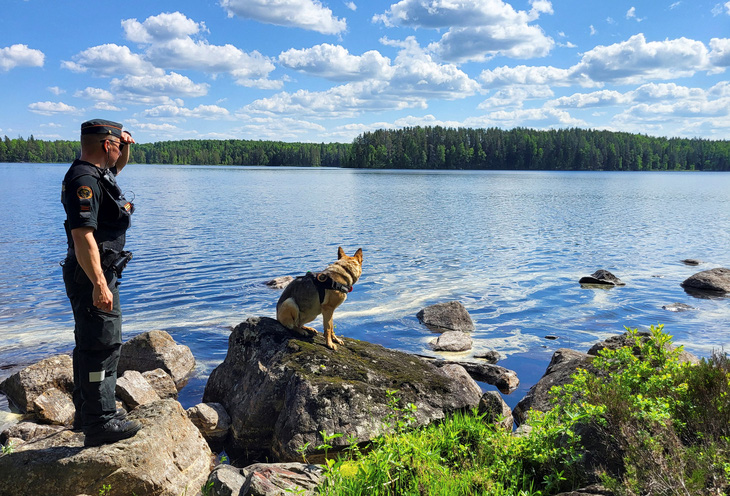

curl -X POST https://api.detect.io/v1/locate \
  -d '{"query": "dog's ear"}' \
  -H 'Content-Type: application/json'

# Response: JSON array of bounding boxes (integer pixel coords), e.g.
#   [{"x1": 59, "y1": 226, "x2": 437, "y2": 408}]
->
[
  {"x1": 354, "y1": 248, "x2": 363, "y2": 263},
  {"x1": 337, "y1": 246, "x2": 346, "y2": 259}
]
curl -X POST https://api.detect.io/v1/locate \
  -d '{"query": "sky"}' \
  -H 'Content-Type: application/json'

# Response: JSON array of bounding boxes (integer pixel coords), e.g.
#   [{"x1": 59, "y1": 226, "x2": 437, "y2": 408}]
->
[{"x1": 1, "y1": 0, "x2": 730, "y2": 144}]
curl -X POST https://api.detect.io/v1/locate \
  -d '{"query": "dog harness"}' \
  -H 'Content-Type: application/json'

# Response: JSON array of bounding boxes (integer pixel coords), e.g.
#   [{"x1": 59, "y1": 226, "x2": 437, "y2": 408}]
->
[{"x1": 305, "y1": 271, "x2": 352, "y2": 303}]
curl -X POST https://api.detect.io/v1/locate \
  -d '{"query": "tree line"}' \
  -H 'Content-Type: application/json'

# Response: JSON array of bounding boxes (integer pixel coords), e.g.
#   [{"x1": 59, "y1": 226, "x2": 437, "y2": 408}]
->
[
  {"x1": 2, "y1": 127, "x2": 730, "y2": 170},
  {"x1": 346, "y1": 126, "x2": 730, "y2": 171}
]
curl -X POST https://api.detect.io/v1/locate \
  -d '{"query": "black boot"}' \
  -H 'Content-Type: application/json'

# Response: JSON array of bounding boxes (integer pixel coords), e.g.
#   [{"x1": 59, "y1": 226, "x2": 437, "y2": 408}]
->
[
  {"x1": 83, "y1": 418, "x2": 141, "y2": 447},
  {"x1": 73, "y1": 408, "x2": 127, "y2": 431}
]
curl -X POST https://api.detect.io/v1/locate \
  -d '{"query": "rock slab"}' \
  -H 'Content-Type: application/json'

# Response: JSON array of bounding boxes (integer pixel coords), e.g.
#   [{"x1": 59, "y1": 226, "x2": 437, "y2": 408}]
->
[
  {"x1": 0, "y1": 399, "x2": 213, "y2": 496},
  {"x1": 430, "y1": 330, "x2": 473, "y2": 352},
  {"x1": 417, "y1": 301, "x2": 475, "y2": 332},
  {"x1": 203, "y1": 317, "x2": 483, "y2": 464}
]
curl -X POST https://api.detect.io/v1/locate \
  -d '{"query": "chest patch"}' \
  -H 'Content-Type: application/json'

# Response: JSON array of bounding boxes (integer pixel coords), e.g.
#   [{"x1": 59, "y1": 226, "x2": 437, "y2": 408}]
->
[{"x1": 77, "y1": 186, "x2": 93, "y2": 200}]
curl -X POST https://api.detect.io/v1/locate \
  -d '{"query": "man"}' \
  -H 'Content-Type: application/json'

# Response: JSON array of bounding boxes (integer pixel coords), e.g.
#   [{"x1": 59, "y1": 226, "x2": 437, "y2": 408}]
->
[{"x1": 61, "y1": 119, "x2": 141, "y2": 447}]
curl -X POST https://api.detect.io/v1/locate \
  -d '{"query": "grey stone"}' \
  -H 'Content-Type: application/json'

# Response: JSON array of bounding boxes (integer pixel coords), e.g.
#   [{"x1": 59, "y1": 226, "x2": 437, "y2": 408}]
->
[
  {"x1": 478, "y1": 391, "x2": 513, "y2": 431},
  {"x1": 32, "y1": 387, "x2": 75, "y2": 426},
  {"x1": 681, "y1": 259, "x2": 702, "y2": 266},
  {"x1": 206, "y1": 464, "x2": 246, "y2": 496},
  {"x1": 662, "y1": 302, "x2": 695, "y2": 312},
  {"x1": 0, "y1": 354, "x2": 73, "y2": 413},
  {"x1": 417, "y1": 301, "x2": 475, "y2": 332},
  {"x1": 187, "y1": 402, "x2": 231, "y2": 451},
  {"x1": 681, "y1": 267, "x2": 730, "y2": 296},
  {"x1": 118, "y1": 330, "x2": 195, "y2": 389},
  {"x1": 418, "y1": 356, "x2": 520, "y2": 394},
  {"x1": 513, "y1": 348, "x2": 595, "y2": 425},
  {"x1": 473, "y1": 350, "x2": 500, "y2": 363},
  {"x1": 142, "y1": 368, "x2": 178, "y2": 400},
  {"x1": 116, "y1": 370, "x2": 161, "y2": 409},
  {"x1": 266, "y1": 276, "x2": 294, "y2": 289},
  {"x1": 241, "y1": 463, "x2": 325, "y2": 496},
  {"x1": 430, "y1": 331, "x2": 473, "y2": 352},
  {"x1": 579, "y1": 269, "x2": 625, "y2": 286}
]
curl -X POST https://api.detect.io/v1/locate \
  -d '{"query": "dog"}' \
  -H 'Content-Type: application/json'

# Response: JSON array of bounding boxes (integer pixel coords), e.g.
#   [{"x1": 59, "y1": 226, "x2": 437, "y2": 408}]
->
[{"x1": 276, "y1": 247, "x2": 363, "y2": 350}]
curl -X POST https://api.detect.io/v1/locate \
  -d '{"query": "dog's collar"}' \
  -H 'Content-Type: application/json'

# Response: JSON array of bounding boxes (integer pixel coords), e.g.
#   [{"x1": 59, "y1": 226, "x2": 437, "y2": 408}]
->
[{"x1": 305, "y1": 271, "x2": 352, "y2": 303}]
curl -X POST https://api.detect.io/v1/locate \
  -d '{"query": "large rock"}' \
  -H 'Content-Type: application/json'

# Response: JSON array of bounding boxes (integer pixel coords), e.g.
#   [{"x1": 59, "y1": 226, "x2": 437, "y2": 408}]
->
[
  {"x1": 417, "y1": 301, "x2": 475, "y2": 332},
  {"x1": 512, "y1": 349, "x2": 595, "y2": 425},
  {"x1": 203, "y1": 317, "x2": 483, "y2": 464},
  {"x1": 0, "y1": 354, "x2": 73, "y2": 413},
  {"x1": 142, "y1": 368, "x2": 178, "y2": 399},
  {"x1": 118, "y1": 330, "x2": 195, "y2": 388},
  {"x1": 0, "y1": 399, "x2": 213, "y2": 496},
  {"x1": 681, "y1": 267, "x2": 730, "y2": 296}
]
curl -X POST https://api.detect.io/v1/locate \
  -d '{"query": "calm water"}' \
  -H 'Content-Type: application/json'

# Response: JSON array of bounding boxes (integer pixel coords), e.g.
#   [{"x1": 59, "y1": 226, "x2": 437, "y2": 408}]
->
[{"x1": 2, "y1": 163, "x2": 730, "y2": 421}]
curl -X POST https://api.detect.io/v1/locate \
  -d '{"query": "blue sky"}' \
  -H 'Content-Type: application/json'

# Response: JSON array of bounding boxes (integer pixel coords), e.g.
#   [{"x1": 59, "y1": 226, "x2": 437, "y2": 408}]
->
[{"x1": 1, "y1": 0, "x2": 730, "y2": 143}]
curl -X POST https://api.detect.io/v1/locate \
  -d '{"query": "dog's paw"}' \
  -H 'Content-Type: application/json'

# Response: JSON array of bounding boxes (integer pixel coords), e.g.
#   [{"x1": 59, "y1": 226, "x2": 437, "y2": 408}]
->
[
  {"x1": 333, "y1": 335, "x2": 345, "y2": 345},
  {"x1": 302, "y1": 326, "x2": 318, "y2": 336},
  {"x1": 325, "y1": 340, "x2": 338, "y2": 351}
]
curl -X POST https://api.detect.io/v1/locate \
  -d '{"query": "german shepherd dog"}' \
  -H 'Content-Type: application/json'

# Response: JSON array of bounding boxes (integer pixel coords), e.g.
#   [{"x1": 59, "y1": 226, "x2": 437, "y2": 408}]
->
[{"x1": 277, "y1": 247, "x2": 363, "y2": 350}]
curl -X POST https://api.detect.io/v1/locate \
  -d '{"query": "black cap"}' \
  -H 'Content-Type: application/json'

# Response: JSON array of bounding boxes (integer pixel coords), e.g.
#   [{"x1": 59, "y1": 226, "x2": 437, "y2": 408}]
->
[{"x1": 80, "y1": 119, "x2": 123, "y2": 138}]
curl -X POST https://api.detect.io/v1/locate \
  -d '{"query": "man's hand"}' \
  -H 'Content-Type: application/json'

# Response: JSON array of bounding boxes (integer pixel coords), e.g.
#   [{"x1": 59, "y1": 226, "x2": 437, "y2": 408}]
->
[
  {"x1": 120, "y1": 131, "x2": 135, "y2": 145},
  {"x1": 72, "y1": 227, "x2": 114, "y2": 311}
]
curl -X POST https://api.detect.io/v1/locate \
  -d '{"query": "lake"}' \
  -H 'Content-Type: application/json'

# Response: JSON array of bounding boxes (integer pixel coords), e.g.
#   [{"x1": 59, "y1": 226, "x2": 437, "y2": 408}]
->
[{"x1": 1, "y1": 163, "x2": 729, "y2": 422}]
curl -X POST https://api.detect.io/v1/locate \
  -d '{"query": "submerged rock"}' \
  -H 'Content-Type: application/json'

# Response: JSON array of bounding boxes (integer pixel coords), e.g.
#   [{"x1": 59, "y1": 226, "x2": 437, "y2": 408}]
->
[
  {"x1": 203, "y1": 317, "x2": 482, "y2": 464},
  {"x1": 579, "y1": 270, "x2": 625, "y2": 286},
  {"x1": 662, "y1": 302, "x2": 695, "y2": 312},
  {"x1": 681, "y1": 259, "x2": 702, "y2": 266},
  {"x1": 417, "y1": 301, "x2": 475, "y2": 332}
]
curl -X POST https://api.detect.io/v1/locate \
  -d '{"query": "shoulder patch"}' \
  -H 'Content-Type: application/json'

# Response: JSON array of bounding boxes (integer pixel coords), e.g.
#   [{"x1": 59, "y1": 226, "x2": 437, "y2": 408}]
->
[{"x1": 77, "y1": 185, "x2": 93, "y2": 200}]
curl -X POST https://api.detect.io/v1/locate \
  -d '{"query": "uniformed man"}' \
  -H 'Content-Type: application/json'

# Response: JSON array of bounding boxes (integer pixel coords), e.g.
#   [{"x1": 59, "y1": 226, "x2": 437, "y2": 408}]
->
[{"x1": 61, "y1": 119, "x2": 141, "y2": 447}]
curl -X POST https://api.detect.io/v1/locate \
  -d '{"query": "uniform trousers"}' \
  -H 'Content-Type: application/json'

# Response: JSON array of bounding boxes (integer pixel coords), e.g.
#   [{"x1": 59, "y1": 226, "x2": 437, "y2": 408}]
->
[{"x1": 62, "y1": 259, "x2": 122, "y2": 428}]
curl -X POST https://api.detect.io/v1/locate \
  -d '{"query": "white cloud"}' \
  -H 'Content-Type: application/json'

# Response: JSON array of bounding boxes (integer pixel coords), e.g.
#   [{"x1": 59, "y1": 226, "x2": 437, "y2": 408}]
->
[
  {"x1": 626, "y1": 7, "x2": 644, "y2": 22},
  {"x1": 345, "y1": 1, "x2": 356, "y2": 11},
  {"x1": 480, "y1": 65, "x2": 572, "y2": 88},
  {"x1": 48, "y1": 86, "x2": 65, "y2": 95},
  {"x1": 74, "y1": 87, "x2": 115, "y2": 102},
  {"x1": 709, "y1": 38, "x2": 730, "y2": 66},
  {"x1": 279, "y1": 44, "x2": 394, "y2": 81},
  {"x1": 93, "y1": 102, "x2": 124, "y2": 111},
  {"x1": 28, "y1": 101, "x2": 78, "y2": 115},
  {"x1": 546, "y1": 90, "x2": 630, "y2": 108},
  {"x1": 122, "y1": 12, "x2": 204, "y2": 43},
  {"x1": 711, "y1": 2, "x2": 730, "y2": 16},
  {"x1": 111, "y1": 72, "x2": 209, "y2": 99},
  {"x1": 0, "y1": 44, "x2": 44, "y2": 71},
  {"x1": 61, "y1": 44, "x2": 163, "y2": 76},
  {"x1": 465, "y1": 107, "x2": 587, "y2": 130},
  {"x1": 375, "y1": 0, "x2": 554, "y2": 62},
  {"x1": 669, "y1": 2, "x2": 681, "y2": 9},
  {"x1": 142, "y1": 104, "x2": 231, "y2": 120},
  {"x1": 590, "y1": 25, "x2": 597, "y2": 36},
  {"x1": 230, "y1": 115, "x2": 327, "y2": 141},
  {"x1": 249, "y1": 37, "x2": 478, "y2": 117},
  {"x1": 122, "y1": 12, "x2": 277, "y2": 87},
  {"x1": 479, "y1": 85, "x2": 554, "y2": 109},
  {"x1": 221, "y1": 0, "x2": 347, "y2": 35},
  {"x1": 572, "y1": 34, "x2": 710, "y2": 85},
  {"x1": 383, "y1": 37, "x2": 480, "y2": 99}
]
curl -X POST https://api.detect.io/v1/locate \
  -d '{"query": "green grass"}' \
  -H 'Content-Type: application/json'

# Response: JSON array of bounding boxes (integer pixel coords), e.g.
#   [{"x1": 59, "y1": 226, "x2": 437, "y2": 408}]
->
[{"x1": 314, "y1": 325, "x2": 730, "y2": 496}]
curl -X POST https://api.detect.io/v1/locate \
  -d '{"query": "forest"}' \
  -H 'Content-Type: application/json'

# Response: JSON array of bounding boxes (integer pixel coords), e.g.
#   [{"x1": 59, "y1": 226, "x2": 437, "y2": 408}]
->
[{"x1": 2, "y1": 126, "x2": 730, "y2": 171}]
